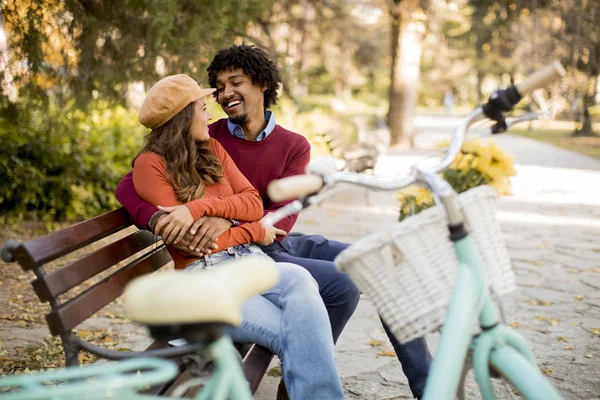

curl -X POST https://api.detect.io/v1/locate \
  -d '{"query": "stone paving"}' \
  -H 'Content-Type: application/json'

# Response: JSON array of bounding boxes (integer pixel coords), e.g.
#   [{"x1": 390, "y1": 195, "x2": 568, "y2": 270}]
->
[{"x1": 255, "y1": 115, "x2": 600, "y2": 399}]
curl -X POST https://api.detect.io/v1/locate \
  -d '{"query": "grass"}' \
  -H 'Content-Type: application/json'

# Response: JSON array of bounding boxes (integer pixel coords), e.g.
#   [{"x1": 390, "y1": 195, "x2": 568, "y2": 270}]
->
[{"x1": 509, "y1": 121, "x2": 600, "y2": 160}]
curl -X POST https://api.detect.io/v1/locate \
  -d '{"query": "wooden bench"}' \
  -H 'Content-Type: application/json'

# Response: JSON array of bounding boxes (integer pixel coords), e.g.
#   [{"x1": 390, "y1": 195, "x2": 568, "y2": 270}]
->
[{"x1": 1, "y1": 208, "x2": 274, "y2": 396}]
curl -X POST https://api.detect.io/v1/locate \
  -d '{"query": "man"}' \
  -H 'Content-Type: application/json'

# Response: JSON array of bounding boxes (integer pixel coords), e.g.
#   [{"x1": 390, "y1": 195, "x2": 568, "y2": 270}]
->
[{"x1": 115, "y1": 44, "x2": 430, "y2": 399}]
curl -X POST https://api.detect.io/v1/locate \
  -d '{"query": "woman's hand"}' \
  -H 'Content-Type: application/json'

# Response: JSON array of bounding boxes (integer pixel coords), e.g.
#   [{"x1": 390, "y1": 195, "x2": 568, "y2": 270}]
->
[
  {"x1": 155, "y1": 205, "x2": 195, "y2": 244},
  {"x1": 258, "y1": 213, "x2": 287, "y2": 246}
]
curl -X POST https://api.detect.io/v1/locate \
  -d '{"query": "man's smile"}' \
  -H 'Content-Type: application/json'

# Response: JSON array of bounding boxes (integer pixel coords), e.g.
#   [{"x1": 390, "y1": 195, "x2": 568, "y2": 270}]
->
[{"x1": 226, "y1": 99, "x2": 243, "y2": 112}]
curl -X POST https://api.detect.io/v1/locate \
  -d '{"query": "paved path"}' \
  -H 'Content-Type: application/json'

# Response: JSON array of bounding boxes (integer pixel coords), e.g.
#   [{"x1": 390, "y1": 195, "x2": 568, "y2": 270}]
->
[{"x1": 255, "y1": 115, "x2": 600, "y2": 399}]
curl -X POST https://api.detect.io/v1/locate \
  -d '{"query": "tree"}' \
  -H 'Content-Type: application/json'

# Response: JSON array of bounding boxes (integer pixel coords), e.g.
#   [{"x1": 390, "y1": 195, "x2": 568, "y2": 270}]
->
[
  {"x1": 387, "y1": 0, "x2": 427, "y2": 148},
  {"x1": 551, "y1": 0, "x2": 599, "y2": 136},
  {"x1": 0, "y1": 0, "x2": 272, "y2": 109}
]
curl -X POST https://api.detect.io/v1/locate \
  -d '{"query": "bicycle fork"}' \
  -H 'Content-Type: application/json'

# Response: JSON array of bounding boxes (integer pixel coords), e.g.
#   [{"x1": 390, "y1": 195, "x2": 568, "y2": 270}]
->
[{"x1": 422, "y1": 236, "x2": 562, "y2": 400}]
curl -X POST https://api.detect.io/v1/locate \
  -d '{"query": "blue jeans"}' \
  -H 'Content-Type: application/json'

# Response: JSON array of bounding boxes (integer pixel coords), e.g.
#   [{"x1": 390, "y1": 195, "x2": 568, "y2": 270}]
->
[
  {"x1": 186, "y1": 244, "x2": 344, "y2": 399},
  {"x1": 262, "y1": 235, "x2": 432, "y2": 399}
]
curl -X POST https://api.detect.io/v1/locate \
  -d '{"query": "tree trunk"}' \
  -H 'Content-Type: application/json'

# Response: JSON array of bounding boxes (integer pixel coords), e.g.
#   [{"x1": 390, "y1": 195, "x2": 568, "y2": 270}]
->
[
  {"x1": 573, "y1": 75, "x2": 597, "y2": 137},
  {"x1": 295, "y1": 0, "x2": 315, "y2": 98},
  {"x1": 0, "y1": 10, "x2": 17, "y2": 102},
  {"x1": 476, "y1": 69, "x2": 484, "y2": 105},
  {"x1": 388, "y1": 1, "x2": 426, "y2": 148}
]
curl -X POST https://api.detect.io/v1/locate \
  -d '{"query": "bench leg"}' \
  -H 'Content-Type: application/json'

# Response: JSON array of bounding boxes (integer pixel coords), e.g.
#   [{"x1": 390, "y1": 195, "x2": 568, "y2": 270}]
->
[{"x1": 61, "y1": 333, "x2": 80, "y2": 367}]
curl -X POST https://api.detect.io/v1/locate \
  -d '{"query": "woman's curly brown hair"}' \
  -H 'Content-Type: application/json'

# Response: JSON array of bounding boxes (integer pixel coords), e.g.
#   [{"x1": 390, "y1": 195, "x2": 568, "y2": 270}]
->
[{"x1": 136, "y1": 102, "x2": 223, "y2": 202}]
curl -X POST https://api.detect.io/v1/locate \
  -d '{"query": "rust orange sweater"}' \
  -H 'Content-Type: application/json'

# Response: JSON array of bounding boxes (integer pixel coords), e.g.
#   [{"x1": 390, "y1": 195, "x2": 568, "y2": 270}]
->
[{"x1": 132, "y1": 138, "x2": 266, "y2": 269}]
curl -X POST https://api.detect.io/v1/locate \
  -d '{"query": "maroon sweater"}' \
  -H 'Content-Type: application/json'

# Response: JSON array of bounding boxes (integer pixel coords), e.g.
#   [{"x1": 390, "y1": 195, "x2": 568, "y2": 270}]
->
[{"x1": 115, "y1": 118, "x2": 311, "y2": 237}]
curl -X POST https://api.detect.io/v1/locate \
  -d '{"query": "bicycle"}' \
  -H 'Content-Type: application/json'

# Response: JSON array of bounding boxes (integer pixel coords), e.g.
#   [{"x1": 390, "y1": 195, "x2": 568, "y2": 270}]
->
[
  {"x1": 0, "y1": 256, "x2": 279, "y2": 400},
  {"x1": 265, "y1": 61, "x2": 567, "y2": 400}
]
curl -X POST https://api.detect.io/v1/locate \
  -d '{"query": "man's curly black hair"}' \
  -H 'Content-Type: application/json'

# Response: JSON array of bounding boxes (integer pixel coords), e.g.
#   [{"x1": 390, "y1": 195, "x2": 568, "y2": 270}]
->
[{"x1": 207, "y1": 44, "x2": 282, "y2": 110}]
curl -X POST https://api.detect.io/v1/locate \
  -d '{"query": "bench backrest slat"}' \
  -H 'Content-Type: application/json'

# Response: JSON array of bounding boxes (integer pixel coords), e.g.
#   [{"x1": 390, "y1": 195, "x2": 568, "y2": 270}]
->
[
  {"x1": 32, "y1": 230, "x2": 160, "y2": 302},
  {"x1": 45, "y1": 246, "x2": 171, "y2": 336},
  {"x1": 14, "y1": 208, "x2": 132, "y2": 271}
]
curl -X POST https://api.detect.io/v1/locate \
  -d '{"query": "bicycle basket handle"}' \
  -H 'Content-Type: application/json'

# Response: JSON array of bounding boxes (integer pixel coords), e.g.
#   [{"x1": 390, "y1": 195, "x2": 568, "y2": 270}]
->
[
  {"x1": 515, "y1": 61, "x2": 565, "y2": 96},
  {"x1": 268, "y1": 175, "x2": 324, "y2": 202}
]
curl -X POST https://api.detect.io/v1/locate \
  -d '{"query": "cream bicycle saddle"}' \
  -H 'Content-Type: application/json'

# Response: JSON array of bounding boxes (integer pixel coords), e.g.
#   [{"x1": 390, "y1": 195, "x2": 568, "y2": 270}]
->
[{"x1": 123, "y1": 256, "x2": 279, "y2": 326}]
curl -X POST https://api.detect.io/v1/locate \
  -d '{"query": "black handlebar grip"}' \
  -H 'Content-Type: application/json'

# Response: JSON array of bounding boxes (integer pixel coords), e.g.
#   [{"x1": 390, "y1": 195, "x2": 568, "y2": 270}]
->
[{"x1": 1, "y1": 240, "x2": 21, "y2": 263}]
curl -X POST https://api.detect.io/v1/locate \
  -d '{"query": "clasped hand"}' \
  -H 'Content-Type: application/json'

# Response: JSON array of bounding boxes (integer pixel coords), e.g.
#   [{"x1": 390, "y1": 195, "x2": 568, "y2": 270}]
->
[{"x1": 154, "y1": 205, "x2": 287, "y2": 256}]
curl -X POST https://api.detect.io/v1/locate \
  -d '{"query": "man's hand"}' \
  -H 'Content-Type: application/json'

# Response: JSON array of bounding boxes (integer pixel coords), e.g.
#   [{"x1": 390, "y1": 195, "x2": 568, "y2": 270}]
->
[
  {"x1": 258, "y1": 213, "x2": 287, "y2": 246},
  {"x1": 172, "y1": 241, "x2": 218, "y2": 257},
  {"x1": 154, "y1": 205, "x2": 194, "y2": 244},
  {"x1": 180, "y1": 216, "x2": 231, "y2": 253}
]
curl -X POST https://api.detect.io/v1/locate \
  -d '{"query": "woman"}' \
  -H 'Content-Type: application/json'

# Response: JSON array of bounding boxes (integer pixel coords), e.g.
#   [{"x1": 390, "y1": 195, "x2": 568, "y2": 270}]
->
[{"x1": 132, "y1": 74, "x2": 344, "y2": 399}]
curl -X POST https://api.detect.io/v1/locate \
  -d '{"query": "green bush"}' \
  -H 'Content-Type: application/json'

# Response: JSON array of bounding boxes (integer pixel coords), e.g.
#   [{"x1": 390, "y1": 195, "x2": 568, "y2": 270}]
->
[{"x1": 0, "y1": 98, "x2": 146, "y2": 223}]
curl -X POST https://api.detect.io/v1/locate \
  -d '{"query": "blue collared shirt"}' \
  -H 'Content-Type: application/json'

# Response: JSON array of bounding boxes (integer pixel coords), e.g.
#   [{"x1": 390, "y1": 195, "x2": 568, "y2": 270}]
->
[{"x1": 227, "y1": 110, "x2": 276, "y2": 141}]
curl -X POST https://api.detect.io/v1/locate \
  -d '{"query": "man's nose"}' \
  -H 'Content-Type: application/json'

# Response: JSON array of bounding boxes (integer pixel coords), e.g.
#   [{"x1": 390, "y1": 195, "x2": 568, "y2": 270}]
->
[{"x1": 222, "y1": 84, "x2": 234, "y2": 99}]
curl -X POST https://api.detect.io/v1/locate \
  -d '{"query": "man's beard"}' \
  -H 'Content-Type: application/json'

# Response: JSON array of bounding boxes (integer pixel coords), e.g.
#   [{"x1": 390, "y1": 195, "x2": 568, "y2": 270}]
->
[{"x1": 229, "y1": 112, "x2": 248, "y2": 125}]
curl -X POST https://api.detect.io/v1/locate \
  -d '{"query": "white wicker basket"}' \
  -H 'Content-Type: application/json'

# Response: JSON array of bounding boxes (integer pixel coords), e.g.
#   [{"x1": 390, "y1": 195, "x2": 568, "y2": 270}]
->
[{"x1": 335, "y1": 185, "x2": 515, "y2": 344}]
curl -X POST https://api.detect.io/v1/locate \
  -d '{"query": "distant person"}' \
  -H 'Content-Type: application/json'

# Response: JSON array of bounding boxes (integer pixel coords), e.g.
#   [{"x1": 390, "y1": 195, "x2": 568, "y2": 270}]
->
[{"x1": 443, "y1": 90, "x2": 454, "y2": 115}]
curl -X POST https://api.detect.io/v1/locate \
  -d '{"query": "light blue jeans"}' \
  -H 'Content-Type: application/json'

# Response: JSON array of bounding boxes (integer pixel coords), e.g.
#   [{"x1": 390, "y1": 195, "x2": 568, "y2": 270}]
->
[{"x1": 186, "y1": 244, "x2": 344, "y2": 399}]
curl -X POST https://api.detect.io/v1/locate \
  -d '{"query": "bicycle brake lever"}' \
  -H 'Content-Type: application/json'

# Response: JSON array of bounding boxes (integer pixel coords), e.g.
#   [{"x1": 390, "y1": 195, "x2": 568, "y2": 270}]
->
[{"x1": 504, "y1": 110, "x2": 552, "y2": 130}]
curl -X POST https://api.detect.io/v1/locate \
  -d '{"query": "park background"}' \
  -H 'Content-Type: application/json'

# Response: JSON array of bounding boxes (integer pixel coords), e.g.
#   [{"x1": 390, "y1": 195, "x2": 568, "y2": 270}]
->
[
  {"x1": 0, "y1": 1, "x2": 599, "y2": 398},
  {"x1": 0, "y1": 0, "x2": 599, "y2": 225}
]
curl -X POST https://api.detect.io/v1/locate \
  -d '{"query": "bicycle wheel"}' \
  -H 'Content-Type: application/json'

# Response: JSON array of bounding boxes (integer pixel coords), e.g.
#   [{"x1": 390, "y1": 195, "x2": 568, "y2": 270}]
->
[{"x1": 0, "y1": 357, "x2": 177, "y2": 400}]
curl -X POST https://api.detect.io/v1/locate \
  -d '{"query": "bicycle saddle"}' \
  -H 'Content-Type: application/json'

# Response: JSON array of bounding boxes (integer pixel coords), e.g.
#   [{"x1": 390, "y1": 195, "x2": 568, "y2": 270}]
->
[{"x1": 123, "y1": 256, "x2": 279, "y2": 326}]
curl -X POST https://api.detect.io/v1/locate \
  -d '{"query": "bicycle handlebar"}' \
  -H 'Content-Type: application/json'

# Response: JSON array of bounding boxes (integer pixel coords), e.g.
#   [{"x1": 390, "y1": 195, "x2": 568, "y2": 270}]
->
[
  {"x1": 515, "y1": 61, "x2": 565, "y2": 96},
  {"x1": 267, "y1": 62, "x2": 565, "y2": 205},
  {"x1": 268, "y1": 175, "x2": 324, "y2": 203}
]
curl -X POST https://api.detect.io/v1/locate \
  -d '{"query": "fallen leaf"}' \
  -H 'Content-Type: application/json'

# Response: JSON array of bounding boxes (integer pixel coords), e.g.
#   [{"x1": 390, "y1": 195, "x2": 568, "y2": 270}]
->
[
  {"x1": 535, "y1": 315, "x2": 549, "y2": 321},
  {"x1": 591, "y1": 328, "x2": 600, "y2": 336},
  {"x1": 564, "y1": 346, "x2": 574, "y2": 350},
  {"x1": 565, "y1": 268, "x2": 583, "y2": 275},
  {"x1": 267, "y1": 366, "x2": 282, "y2": 377},
  {"x1": 509, "y1": 322, "x2": 520, "y2": 328},
  {"x1": 571, "y1": 322, "x2": 580, "y2": 327},
  {"x1": 574, "y1": 295, "x2": 585, "y2": 302},
  {"x1": 367, "y1": 339, "x2": 385, "y2": 347},
  {"x1": 550, "y1": 318, "x2": 561, "y2": 327},
  {"x1": 585, "y1": 354, "x2": 593, "y2": 359},
  {"x1": 542, "y1": 369, "x2": 554, "y2": 375},
  {"x1": 15, "y1": 321, "x2": 28, "y2": 328},
  {"x1": 377, "y1": 350, "x2": 397, "y2": 357},
  {"x1": 557, "y1": 336, "x2": 569, "y2": 342},
  {"x1": 528, "y1": 300, "x2": 551, "y2": 306}
]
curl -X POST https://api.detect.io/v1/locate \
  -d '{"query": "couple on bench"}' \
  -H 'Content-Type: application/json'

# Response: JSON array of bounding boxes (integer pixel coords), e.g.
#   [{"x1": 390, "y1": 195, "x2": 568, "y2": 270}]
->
[{"x1": 117, "y1": 44, "x2": 430, "y2": 399}]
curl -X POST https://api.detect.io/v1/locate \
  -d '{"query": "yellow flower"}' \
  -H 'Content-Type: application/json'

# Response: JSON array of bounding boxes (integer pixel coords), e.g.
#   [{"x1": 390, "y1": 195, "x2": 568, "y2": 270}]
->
[
  {"x1": 398, "y1": 139, "x2": 516, "y2": 219},
  {"x1": 456, "y1": 153, "x2": 475, "y2": 171},
  {"x1": 462, "y1": 140, "x2": 485, "y2": 155},
  {"x1": 415, "y1": 187, "x2": 433, "y2": 205},
  {"x1": 475, "y1": 151, "x2": 492, "y2": 172},
  {"x1": 489, "y1": 176, "x2": 512, "y2": 196},
  {"x1": 395, "y1": 185, "x2": 433, "y2": 207}
]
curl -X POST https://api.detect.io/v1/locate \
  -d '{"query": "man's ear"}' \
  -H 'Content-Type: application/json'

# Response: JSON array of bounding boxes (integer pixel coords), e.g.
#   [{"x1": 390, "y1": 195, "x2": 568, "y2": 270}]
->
[{"x1": 261, "y1": 86, "x2": 268, "y2": 92}]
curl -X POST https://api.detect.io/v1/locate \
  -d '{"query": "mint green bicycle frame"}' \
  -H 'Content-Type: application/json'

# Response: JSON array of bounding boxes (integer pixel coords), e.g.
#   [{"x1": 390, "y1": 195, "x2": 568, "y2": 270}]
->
[
  {"x1": 0, "y1": 336, "x2": 252, "y2": 400},
  {"x1": 422, "y1": 234, "x2": 563, "y2": 400}
]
